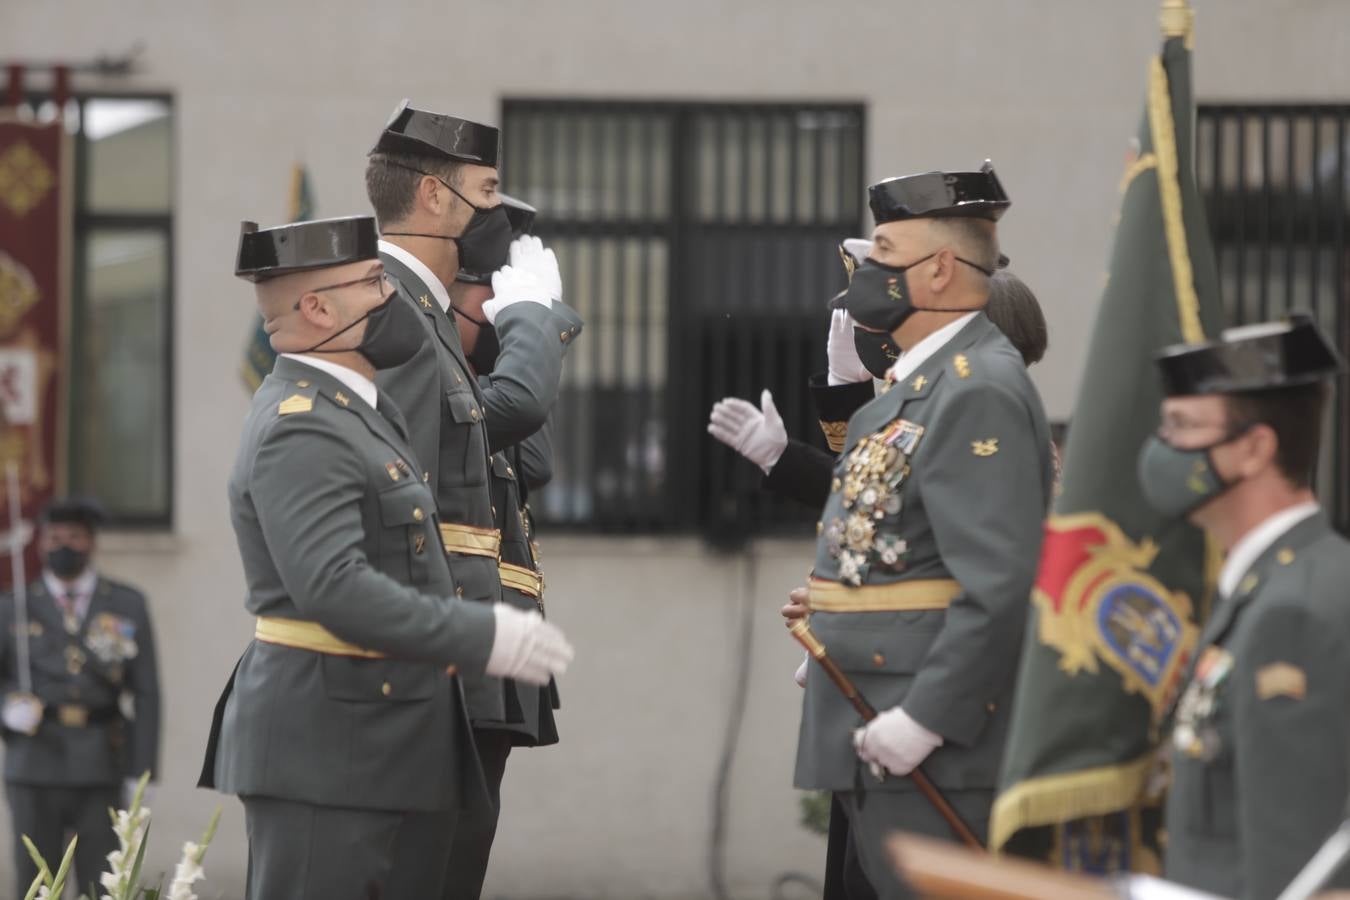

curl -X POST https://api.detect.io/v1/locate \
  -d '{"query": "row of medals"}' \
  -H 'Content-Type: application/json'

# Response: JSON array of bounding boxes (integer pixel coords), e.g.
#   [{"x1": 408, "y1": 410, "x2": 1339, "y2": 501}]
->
[{"x1": 824, "y1": 425, "x2": 914, "y2": 587}]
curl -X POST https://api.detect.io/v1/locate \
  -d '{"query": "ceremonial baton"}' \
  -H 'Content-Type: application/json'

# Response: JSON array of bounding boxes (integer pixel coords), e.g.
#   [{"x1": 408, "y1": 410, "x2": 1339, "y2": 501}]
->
[{"x1": 788, "y1": 617, "x2": 983, "y2": 851}]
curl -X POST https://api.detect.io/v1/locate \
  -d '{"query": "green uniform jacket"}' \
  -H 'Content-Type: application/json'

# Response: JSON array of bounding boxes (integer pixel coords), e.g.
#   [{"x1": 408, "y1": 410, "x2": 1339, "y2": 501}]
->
[
  {"x1": 375, "y1": 251, "x2": 580, "y2": 726},
  {"x1": 796, "y1": 314, "x2": 1052, "y2": 793},
  {"x1": 0, "y1": 577, "x2": 160, "y2": 785},
  {"x1": 1165, "y1": 511, "x2": 1350, "y2": 900},
  {"x1": 202, "y1": 356, "x2": 496, "y2": 814}
]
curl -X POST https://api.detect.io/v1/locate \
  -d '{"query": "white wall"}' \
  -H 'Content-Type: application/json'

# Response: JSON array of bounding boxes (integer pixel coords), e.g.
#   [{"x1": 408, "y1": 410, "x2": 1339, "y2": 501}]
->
[{"x1": 2, "y1": 0, "x2": 1349, "y2": 896}]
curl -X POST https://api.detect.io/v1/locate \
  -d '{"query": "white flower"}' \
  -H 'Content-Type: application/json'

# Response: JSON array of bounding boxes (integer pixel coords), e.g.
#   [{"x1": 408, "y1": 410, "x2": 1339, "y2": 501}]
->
[{"x1": 167, "y1": 841, "x2": 206, "y2": 900}]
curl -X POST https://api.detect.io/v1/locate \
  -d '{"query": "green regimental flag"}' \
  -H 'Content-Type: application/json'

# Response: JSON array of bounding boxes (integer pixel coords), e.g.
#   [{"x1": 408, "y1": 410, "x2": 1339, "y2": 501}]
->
[
  {"x1": 240, "y1": 163, "x2": 315, "y2": 392},
  {"x1": 990, "y1": 1, "x2": 1226, "y2": 872}
]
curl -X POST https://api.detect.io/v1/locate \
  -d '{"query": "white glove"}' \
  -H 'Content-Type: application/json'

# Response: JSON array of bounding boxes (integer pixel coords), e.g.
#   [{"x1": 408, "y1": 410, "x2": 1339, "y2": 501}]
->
[
  {"x1": 842, "y1": 238, "x2": 873, "y2": 267},
  {"x1": 1, "y1": 692, "x2": 42, "y2": 735},
  {"x1": 794, "y1": 653, "x2": 809, "y2": 688},
  {"x1": 507, "y1": 235, "x2": 562, "y2": 302},
  {"x1": 485, "y1": 604, "x2": 575, "y2": 686},
  {"x1": 853, "y1": 706, "x2": 943, "y2": 777},
  {"x1": 827, "y1": 310, "x2": 871, "y2": 385},
  {"x1": 707, "y1": 389, "x2": 788, "y2": 474},
  {"x1": 483, "y1": 264, "x2": 552, "y2": 324}
]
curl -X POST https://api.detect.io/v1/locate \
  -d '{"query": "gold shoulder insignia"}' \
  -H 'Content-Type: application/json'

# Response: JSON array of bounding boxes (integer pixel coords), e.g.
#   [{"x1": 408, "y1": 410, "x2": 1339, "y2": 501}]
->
[
  {"x1": 334, "y1": 391, "x2": 351, "y2": 407},
  {"x1": 1256, "y1": 662, "x2": 1306, "y2": 701},
  {"x1": 418, "y1": 294, "x2": 433, "y2": 309},
  {"x1": 278, "y1": 394, "x2": 314, "y2": 416},
  {"x1": 953, "y1": 354, "x2": 971, "y2": 379},
  {"x1": 971, "y1": 438, "x2": 999, "y2": 457},
  {"x1": 1276, "y1": 547, "x2": 1296, "y2": 565},
  {"x1": 1238, "y1": 572, "x2": 1260, "y2": 596},
  {"x1": 911, "y1": 374, "x2": 927, "y2": 392}
]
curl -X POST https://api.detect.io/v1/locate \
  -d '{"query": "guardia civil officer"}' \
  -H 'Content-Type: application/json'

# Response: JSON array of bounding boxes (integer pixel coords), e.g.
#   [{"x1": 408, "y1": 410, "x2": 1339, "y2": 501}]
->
[
  {"x1": 200, "y1": 215, "x2": 573, "y2": 900},
  {"x1": 795, "y1": 164, "x2": 1053, "y2": 898},
  {"x1": 364, "y1": 104, "x2": 582, "y2": 842},
  {"x1": 1140, "y1": 317, "x2": 1349, "y2": 900},
  {"x1": 1, "y1": 497, "x2": 160, "y2": 897},
  {"x1": 439, "y1": 194, "x2": 579, "y2": 899}
]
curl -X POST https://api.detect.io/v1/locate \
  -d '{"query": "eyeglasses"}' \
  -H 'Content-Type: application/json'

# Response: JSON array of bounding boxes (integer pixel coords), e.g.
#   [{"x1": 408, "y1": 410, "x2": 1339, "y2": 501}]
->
[
  {"x1": 1156, "y1": 416, "x2": 1252, "y2": 443},
  {"x1": 293, "y1": 272, "x2": 390, "y2": 310}
]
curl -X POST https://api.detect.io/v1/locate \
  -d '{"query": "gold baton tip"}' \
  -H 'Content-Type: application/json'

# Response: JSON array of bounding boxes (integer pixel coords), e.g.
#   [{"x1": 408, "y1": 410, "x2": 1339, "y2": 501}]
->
[{"x1": 788, "y1": 619, "x2": 828, "y2": 658}]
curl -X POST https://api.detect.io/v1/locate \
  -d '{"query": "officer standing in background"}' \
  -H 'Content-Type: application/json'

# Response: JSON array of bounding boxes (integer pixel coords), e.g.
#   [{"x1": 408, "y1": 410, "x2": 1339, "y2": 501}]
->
[
  {"x1": 364, "y1": 102, "x2": 582, "y2": 897},
  {"x1": 1140, "y1": 317, "x2": 1350, "y2": 900},
  {"x1": 201, "y1": 215, "x2": 573, "y2": 900},
  {"x1": 1, "y1": 496, "x2": 160, "y2": 897},
  {"x1": 796, "y1": 164, "x2": 1052, "y2": 898},
  {"x1": 441, "y1": 192, "x2": 580, "y2": 897}
]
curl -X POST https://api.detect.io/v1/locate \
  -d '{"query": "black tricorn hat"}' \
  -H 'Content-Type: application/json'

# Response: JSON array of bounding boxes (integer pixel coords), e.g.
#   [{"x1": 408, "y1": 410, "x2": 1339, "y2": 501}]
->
[
  {"x1": 1155, "y1": 315, "x2": 1344, "y2": 396},
  {"x1": 370, "y1": 99, "x2": 500, "y2": 167},
  {"x1": 41, "y1": 496, "x2": 106, "y2": 531},
  {"x1": 235, "y1": 216, "x2": 379, "y2": 283},
  {"x1": 868, "y1": 160, "x2": 1011, "y2": 226},
  {"x1": 455, "y1": 194, "x2": 538, "y2": 285}
]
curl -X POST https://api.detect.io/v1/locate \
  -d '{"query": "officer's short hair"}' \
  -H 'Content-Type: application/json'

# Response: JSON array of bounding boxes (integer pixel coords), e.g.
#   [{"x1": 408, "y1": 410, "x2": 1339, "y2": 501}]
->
[
  {"x1": 929, "y1": 217, "x2": 999, "y2": 274},
  {"x1": 984, "y1": 270, "x2": 1048, "y2": 366},
  {"x1": 364, "y1": 153, "x2": 465, "y2": 228},
  {"x1": 1226, "y1": 383, "x2": 1329, "y2": 488}
]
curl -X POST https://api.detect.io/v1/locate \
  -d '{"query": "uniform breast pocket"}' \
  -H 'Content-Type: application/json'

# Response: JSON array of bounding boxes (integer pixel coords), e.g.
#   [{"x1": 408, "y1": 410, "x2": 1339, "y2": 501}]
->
[
  {"x1": 377, "y1": 482, "x2": 436, "y2": 585},
  {"x1": 442, "y1": 389, "x2": 488, "y2": 488}
]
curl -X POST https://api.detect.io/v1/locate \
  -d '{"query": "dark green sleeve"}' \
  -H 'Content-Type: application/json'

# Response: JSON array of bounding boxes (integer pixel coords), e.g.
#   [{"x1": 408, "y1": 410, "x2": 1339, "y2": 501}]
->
[
  {"x1": 480, "y1": 300, "x2": 583, "y2": 454},
  {"x1": 125, "y1": 591, "x2": 161, "y2": 780},
  {"x1": 516, "y1": 416, "x2": 554, "y2": 492},
  {"x1": 904, "y1": 379, "x2": 1048, "y2": 746},
  {"x1": 1232, "y1": 601, "x2": 1347, "y2": 900},
  {"x1": 250, "y1": 416, "x2": 496, "y2": 670}
]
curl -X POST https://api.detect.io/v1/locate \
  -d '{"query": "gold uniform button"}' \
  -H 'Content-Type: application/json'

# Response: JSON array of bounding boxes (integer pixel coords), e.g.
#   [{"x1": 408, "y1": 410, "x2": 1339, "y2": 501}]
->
[
  {"x1": 412, "y1": 507, "x2": 425, "y2": 522},
  {"x1": 423, "y1": 471, "x2": 430, "y2": 483},
  {"x1": 872, "y1": 653, "x2": 885, "y2": 667},
  {"x1": 381, "y1": 682, "x2": 393, "y2": 697},
  {"x1": 455, "y1": 586, "x2": 465, "y2": 597},
  {"x1": 1277, "y1": 547, "x2": 1296, "y2": 565},
  {"x1": 506, "y1": 467, "x2": 514, "y2": 477},
  {"x1": 470, "y1": 408, "x2": 480, "y2": 421}
]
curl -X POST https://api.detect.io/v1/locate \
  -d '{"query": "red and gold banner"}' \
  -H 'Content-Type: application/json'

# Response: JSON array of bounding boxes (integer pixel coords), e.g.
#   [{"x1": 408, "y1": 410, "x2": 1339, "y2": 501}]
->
[{"x1": 0, "y1": 118, "x2": 72, "y2": 589}]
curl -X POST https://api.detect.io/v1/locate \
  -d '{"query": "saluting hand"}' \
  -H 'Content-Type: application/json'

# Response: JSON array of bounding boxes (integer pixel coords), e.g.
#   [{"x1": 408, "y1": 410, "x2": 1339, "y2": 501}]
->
[
  {"x1": 827, "y1": 310, "x2": 872, "y2": 385},
  {"x1": 707, "y1": 389, "x2": 788, "y2": 474}
]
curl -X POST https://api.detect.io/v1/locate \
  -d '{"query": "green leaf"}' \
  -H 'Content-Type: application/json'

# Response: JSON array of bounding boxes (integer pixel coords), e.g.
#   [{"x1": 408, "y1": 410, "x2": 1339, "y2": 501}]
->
[
  {"x1": 125, "y1": 820, "x2": 152, "y2": 900},
  {"x1": 22, "y1": 871, "x2": 47, "y2": 900},
  {"x1": 194, "y1": 806, "x2": 224, "y2": 864},
  {"x1": 48, "y1": 835, "x2": 78, "y2": 897},
  {"x1": 20, "y1": 835, "x2": 52, "y2": 887}
]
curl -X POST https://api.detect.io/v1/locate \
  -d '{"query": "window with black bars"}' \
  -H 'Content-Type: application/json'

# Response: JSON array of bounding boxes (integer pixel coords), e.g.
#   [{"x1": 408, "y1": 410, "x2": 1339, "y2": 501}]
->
[
  {"x1": 500, "y1": 100, "x2": 865, "y2": 537},
  {"x1": 1196, "y1": 103, "x2": 1350, "y2": 533},
  {"x1": 13, "y1": 92, "x2": 175, "y2": 527}
]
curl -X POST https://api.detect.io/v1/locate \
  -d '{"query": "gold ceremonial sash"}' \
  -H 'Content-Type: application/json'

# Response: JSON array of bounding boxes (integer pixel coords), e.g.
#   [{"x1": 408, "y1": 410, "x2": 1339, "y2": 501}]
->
[
  {"x1": 807, "y1": 577, "x2": 961, "y2": 613},
  {"x1": 255, "y1": 617, "x2": 385, "y2": 658},
  {"x1": 439, "y1": 523, "x2": 501, "y2": 559},
  {"x1": 499, "y1": 561, "x2": 543, "y2": 599}
]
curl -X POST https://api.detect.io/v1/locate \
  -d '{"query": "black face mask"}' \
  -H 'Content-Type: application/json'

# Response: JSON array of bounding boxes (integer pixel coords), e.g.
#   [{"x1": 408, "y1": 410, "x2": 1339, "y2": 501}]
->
[
  {"x1": 301, "y1": 289, "x2": 425, "y2": 370},
  {"x1": 453, "y1": 304, "x2": 500, "y2": 373},
  {"x1": 47, "y1": 545, "x2": 88, "y2": 579},
  {"x1": 839, "y1": 252, "x2": 994, "y2": 332},
  {"x1": 853, "y1": 326, "x2": 900, "y2": 378},
  {"x1": 381, "y1": 164, "x2": 514, "y2": 275}
]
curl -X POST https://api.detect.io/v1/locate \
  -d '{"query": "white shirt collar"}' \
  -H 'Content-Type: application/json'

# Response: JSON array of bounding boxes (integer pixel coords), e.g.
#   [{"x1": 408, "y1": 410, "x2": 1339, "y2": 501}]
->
[
  {"x1": 378, "y1": 239, "x2": 451, "y2": 313},
  {"x1": 884, "y1": 312, "x2": 979, "y2": 385},
  {"x1": 279, "y1": 353, "x2": 379, "y2": 411},
  {"x1": 43, "y1": 567, "x2": 97, "y2": 602},
  {"x1": 1218, "y1": 501, "x2": 1320, "y2": 598}
]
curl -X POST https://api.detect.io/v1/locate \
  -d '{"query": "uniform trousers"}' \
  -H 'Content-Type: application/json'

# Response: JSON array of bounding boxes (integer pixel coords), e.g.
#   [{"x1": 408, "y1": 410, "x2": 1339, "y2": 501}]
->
[
  {"x1": 7, "y1": 781, "x2": 119, "y2": 899},
  {"x1": 243, "y1": 794, "x2": 457, "y2": 900},
  {"x1": 441, "y1": 728, "x2": 513, "y2": 900}
]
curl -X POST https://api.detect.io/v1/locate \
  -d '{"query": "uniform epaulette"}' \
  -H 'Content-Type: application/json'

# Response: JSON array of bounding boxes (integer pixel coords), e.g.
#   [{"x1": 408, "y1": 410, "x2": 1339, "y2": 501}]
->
[{"x1": 277, "y1": 381, "x2": 319, "y2": 416}]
